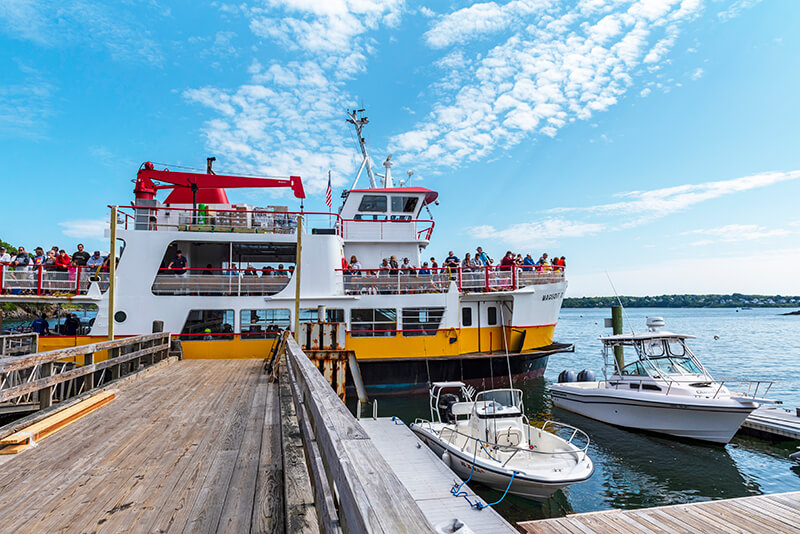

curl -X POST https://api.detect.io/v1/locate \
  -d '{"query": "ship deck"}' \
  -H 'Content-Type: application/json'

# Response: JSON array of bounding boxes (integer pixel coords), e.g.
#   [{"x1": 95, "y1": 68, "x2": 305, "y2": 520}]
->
[{"x1": 0, "y1": 359, "x2": 279, "y2": 533}]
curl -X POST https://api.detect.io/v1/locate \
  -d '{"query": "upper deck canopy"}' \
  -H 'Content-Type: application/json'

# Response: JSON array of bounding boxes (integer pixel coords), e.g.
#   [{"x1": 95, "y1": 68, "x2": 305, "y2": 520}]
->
[{"x1": 348, "y1": 187, "x2": 438, "y2": 206}]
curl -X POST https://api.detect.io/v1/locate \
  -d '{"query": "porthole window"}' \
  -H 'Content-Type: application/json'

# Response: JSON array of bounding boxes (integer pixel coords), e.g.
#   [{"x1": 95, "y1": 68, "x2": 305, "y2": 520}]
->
[{"x1": 114, "y1": 311, "x2": 127, "y2": 323}]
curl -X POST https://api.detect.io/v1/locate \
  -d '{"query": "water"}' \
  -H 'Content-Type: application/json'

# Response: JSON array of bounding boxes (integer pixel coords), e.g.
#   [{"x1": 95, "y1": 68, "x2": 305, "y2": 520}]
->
[{"x1": 371, "y1": 307, "x2": 800, "y2": 522}]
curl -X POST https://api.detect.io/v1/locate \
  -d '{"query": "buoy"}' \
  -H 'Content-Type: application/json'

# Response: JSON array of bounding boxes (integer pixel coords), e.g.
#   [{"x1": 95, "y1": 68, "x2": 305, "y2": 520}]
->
[{"x1": 442, "y1": 451, "x2": 451, "y2": 468}]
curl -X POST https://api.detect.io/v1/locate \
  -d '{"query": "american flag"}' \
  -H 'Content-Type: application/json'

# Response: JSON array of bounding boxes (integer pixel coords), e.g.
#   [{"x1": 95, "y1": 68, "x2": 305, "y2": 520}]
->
[{"x1": 325, "y1": 173, "x2": 332, "y2": 208}]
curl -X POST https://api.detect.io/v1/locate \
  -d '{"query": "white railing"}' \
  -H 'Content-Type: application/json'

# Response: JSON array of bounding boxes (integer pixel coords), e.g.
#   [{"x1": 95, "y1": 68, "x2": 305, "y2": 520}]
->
[
  {"x1": 151, "y1": 268, "x2": 291, "y2": 296},
  {"x1": 340, "y1": 266, "x2": 565, "y2": 295},
  {"x1": 1, "y1": 266, "x2": 109, "y2": 296}
]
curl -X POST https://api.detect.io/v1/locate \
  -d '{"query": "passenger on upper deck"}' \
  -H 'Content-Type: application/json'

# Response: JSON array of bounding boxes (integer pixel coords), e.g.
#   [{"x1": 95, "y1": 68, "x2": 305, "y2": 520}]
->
[
  {"x1": 462, "y1": 253, "x2": 475, "y2": 272},
  {"x1": 44, "y1": 250, "x2": 57, "y2": 270},
  {"x1": 168, "y1": 250, "x2": 188, "y2": 275},
  {"x1": 419, "y1": 262, "x2": 431, "y2": 275},
  {"x1": 401, "y1": 257, "x2": 416, "y2": 274},
  {"x1": 72, "y1": 244, "x2": 89, "y2": 266},
  {"x1": 430, "y1": 257, "x2": 438, "y2": 269},
  {"x1": 523, "y1": 254, "x2": 535, "y2": 271},
  {"x1": 0, "y1": 247, "x2": 10, "y2": 264},
  {"x1": 33, "y1": 247, "x2": 45, "y2": 267},
  {"x1": 56, "y1": 250, "x2": 71, "y2": 271},
  {"x1": 500, "y1": 251, "x2": 515, "y2": 271},
  {"x1": 389, "y1": 255, "x2": 399, "y2": 269},
  {"x1": 87, "y1": 251, "x2": 104, "y2": 269},
  {"x1": 444, "y1": 251, "x2": 459, "y2": 268},
  {"x1": 12, "y1": 247, "x2": 31, "y2": 269},
  {"x1": 476, "y1": 247, "x2": 490, "y2": 266}
]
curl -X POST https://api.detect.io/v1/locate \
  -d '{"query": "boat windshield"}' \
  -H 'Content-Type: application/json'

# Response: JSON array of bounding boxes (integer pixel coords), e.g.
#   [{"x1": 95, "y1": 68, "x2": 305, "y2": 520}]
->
[
  {"x1": 647, "y1": 356, "x2": 703, "y2": 375},
  {"x1": 475, "y1": 389, "x2": 522, "y2": 409}
]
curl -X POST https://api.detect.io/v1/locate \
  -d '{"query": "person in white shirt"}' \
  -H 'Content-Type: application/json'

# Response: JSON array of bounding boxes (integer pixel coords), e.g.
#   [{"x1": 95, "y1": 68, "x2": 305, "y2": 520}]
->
[{"x1": 0, "y1": 247, "x2": 11, "y2": 264}]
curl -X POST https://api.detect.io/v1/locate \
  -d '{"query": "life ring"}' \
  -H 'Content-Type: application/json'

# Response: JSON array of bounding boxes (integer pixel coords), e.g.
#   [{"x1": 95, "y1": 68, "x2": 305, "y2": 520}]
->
[{"x1": 447, "y1": 327, "x2": 458, "y2": 344}]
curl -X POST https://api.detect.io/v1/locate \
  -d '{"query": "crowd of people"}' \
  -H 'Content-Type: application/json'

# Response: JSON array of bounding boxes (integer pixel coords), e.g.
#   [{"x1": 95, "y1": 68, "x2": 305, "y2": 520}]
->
[
  {"x1": 0, "y1": 243, "x2": 111, "y2": 272},
  {"x1": 344, "y1": 246, "x2": 566, "y2": 275}
]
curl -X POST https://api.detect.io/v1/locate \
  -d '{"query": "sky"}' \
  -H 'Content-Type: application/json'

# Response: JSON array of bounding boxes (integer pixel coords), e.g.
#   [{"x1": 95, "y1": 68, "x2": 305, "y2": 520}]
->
[{"x1": 1, "y1": 0, "x2": 799, "y2": 297}]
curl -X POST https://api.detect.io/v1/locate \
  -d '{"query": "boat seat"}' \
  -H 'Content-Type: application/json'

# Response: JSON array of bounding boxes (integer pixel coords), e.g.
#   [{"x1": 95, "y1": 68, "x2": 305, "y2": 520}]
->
[
  {"x1": 451, "y1": 402, "x2": 474, "y2": 416},
  {"x1": 495, "y1": 427, "x2": 523, "y2": 447}
]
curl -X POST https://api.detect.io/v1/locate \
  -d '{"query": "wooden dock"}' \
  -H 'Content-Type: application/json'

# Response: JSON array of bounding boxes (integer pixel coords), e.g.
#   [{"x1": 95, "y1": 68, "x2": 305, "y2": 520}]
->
[
  {"x1": 0, "y1": 359, "x2": 280, "y2": 533},
  {"x1": 359, "y1": 417, "x2": 517, "y2": 533},
  {"x1": 519, "y1": 491, "x2": 800, "y2": 533}
]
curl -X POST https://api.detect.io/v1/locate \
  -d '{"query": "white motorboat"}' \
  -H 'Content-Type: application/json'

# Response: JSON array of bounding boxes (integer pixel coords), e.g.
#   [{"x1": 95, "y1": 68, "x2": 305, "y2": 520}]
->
[
  {"x1": 550, "y1": 317, "x2": 778, "y2": 444},
  {"x1": 409, "y1": 382, "x2": 594, "y2": 501}
]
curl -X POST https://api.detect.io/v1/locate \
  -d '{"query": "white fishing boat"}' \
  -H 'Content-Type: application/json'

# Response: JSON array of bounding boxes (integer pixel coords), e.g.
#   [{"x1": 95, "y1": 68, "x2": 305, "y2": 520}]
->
[
  {"x1": 551, "y1": 317, "x2": 778, "y2": 444},
  {"x1": 410, "y1": 382, "x2": 594, "y2": 501}
]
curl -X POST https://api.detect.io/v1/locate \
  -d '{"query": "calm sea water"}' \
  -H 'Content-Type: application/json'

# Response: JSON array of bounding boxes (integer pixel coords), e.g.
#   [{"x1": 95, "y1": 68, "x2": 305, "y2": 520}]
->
[{"x1": 372, "y1": 307, "x2": 800, "y2": 522}]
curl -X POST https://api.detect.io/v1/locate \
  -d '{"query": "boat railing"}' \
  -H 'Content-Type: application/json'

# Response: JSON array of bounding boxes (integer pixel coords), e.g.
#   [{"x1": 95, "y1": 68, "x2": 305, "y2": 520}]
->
[
  {"x1": 340, "y1": 218, "x2": 435, "y2": 242},
  {"x1": 151, "y1": 267, "x2": 291, "y2": 296},
  {"x1": 411, "y1": 418, "x2": 590, "y2": 462},
  {"x1": 339, "y1": 265, "x2": 565, "y2": 295},
  {"x1": 1, "y1": 265, "x2": 110, "y2": 296},
  {"x1": 116, "y1": 205, "x2": 341, "y2": 235},
  {"x1": 713, "y1": 379, "x2": 775, "y2": 400}
]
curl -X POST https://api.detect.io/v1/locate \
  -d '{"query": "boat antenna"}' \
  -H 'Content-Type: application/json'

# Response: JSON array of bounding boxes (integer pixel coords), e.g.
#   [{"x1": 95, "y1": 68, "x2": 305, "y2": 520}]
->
[
  {"x1": 605, "y1": 272, "x2": 635, "y2": 335},
  {"x1": 499, "y1": 304, "x2": 514, "y2": 390},
  {"x1": 346, "y1": 109, "x2": 378, "y2": 189}
]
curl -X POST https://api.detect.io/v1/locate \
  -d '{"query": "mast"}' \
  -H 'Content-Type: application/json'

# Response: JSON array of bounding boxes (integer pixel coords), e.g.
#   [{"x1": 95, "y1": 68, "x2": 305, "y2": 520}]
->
[{"x1": 346, "y1": 109, "x2": 378, "y2": 189}]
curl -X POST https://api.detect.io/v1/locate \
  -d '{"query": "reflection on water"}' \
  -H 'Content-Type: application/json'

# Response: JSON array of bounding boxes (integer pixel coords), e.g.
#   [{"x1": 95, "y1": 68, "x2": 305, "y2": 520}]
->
[{"x1": 363, "y1": 308, "x2": 800, "y2": 522}]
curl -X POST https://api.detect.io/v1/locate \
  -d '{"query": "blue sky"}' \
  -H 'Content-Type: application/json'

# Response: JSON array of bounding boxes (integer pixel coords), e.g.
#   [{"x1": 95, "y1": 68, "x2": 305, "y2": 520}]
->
[{"x1": 2, "y1": 0, "x2": 799, "y2": 296}]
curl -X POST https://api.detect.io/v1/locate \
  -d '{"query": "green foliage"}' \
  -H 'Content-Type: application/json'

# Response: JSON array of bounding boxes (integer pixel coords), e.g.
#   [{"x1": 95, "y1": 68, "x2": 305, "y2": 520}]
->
[
  {"x1": 0, "y1": 238, "x2": 17, "y2": 255},
  {"x1": 563, "y1": 294, "x2": 800, "y2": 308}
]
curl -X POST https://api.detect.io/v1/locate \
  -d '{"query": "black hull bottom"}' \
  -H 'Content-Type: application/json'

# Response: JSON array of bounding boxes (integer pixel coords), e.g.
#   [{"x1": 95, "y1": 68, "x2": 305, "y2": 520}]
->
[{"x1": 352, "y1": 352, "x2": 551, "y2": 396}]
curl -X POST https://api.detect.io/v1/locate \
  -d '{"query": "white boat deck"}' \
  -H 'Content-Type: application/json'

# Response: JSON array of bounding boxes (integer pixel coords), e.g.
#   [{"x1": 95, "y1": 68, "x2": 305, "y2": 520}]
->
[
  {"x1": 358, "y1": 417, "x2": 517, "y2": 534},
  {"x1": 742, "y1": 406, "x2": 800, "y2": 440}
]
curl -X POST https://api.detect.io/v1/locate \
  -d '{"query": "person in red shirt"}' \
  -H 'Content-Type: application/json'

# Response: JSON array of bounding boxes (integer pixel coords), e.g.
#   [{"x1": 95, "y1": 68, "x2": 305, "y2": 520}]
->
[
  {"x1": 499, "y1": 251, "x2": 515, "y2": 271},
  {"x1": 55, "y1": 250, "x2": 71, "y2": 271}
]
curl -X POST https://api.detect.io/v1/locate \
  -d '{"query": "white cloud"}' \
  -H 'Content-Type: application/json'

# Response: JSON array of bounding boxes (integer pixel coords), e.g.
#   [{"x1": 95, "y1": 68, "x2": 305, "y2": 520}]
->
[
  {"x1": 551, "y1": 170, "x2": 800, "y2": 226},
  {"x1": 717, "y1": 0, "x2": 762, "y2": 22},
  {"x1": 682, "y1": 224, "x2": 792, "y2": 246},
  {"x1": 0, "y1": 0, "x2": 164, "y2": 63},
  {"x1": 185, "y1": 2, "x2": 407, "y2": 194},
  {"x1": 0, "y1": 62, "x2": 55, "y2": 138},
  {"x1": 468, "y1": 218, "x2": 605, "y2": 248},
  {"x1": 392, "y1": 0, "x2": 704, "y2": 170},
  {"x1": 59, "y1": 219, "x2": 108, "y2": 240},
  {"x1": 691, "y1": 67, "x2": 704, "y2": 80},
  {"x1": 640, "y1": 87, "x2": 652, "y2": 97}
]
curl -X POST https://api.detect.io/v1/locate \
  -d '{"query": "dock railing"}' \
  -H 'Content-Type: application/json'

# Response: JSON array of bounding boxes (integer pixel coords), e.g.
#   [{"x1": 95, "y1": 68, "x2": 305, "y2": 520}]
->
[
  {"x1": 282, "y1": 335, "x2": 433, "y2": 533},
  {"x1": 0, "y1": 333, "x2": 38, "y2": 356},
  {"x1": 0, "y1": 332, "x2": 171, "y2": 412}
]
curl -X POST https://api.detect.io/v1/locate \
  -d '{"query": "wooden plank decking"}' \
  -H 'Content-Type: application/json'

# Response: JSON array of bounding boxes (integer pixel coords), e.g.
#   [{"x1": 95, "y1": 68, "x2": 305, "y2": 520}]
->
[
  {"x1": 519, "y1": 491, "x2": 800, "y2": 534},
  {"x1": 0, "y1": 359, "x2": 279, "y2": 534}
]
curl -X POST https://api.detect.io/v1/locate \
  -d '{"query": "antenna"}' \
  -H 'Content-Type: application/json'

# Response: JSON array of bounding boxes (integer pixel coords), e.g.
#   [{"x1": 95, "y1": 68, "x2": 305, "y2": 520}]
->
[
  {"x1": 407, "y1": 170, "x2": 413, "y2": 186},
  {"x1": 346, "y1": 109, "x2": 377, "y2": 189},
  {"x1": 605, "y1": 272, "x2": 635, "y2": 335}
]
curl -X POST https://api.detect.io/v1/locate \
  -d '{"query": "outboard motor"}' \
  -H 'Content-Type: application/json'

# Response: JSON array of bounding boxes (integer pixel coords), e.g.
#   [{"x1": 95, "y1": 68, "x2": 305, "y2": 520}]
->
[
  {"x1": 558, "y1": 370, "x2": 577, "y2": 383},
  {"x1": 577, "y1": 369, "x2": 596, "y2": 382},
  {"x1": 437, "y1": 393, "x2": 459, "y2": 424},
  {"x1": 790, "y1": 449, "x2": 800, "y2": 465}
]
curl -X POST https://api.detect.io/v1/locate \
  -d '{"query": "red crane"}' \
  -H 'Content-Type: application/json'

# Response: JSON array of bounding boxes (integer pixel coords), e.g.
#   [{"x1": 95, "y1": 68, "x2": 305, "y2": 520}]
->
[{"x1": 133, "y1": 160, "x2": 305, "y2": 205}]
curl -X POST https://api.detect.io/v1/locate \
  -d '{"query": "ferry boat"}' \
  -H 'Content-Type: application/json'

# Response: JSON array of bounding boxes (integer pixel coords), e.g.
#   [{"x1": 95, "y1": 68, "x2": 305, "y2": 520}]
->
[{"x1": 1, "y1": 111, "x2": 572, "y2": 394}]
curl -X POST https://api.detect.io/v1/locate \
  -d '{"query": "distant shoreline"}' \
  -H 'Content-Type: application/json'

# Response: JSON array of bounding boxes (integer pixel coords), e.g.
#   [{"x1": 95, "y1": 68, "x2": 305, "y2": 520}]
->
[{"x1": 564, "y1": 294, "x2": 800, "y2": 309}]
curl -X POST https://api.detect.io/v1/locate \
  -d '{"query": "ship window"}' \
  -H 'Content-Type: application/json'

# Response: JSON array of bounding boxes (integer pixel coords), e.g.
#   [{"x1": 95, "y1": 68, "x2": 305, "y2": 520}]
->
[
  {"x1": 402, "y1": 307, "x2": 445, "y2": 337},
  {"x1": 299, "y1": 308, "x2": 345, "y2": 323},
  {"x1": 358, "y1": 195, "x2": 387, "y2": 212},
  {"x1": 643, "y1": 340, "x2": 665, "y2": 357},
  {"x1": 391, "y1": 196, "x2": 418, "y2": 213},
  {"x1": 620, "y1": 361, "x2": 646, "y2": 376},
  {"x1": 667, "y1": 339, "x2": 687, "y2": 357},
  {"x1": 241, "y1": 309, "x2": 290, "y2": 339},
  {"x1": 353, "y1": 214, "x2": 387, "y2": 221},
  {"x1": 181, "y1": 309, "x2": 234, "y2": 340},
  {"x1": 462, "y1": 307, "x2": 472, "y2": 327},
  {"x1": 487, "y1": 306, "x2": 497, "y2": 326},
  {"x1": 350, "y1": 308, "x2": 396, "y2": 337}
]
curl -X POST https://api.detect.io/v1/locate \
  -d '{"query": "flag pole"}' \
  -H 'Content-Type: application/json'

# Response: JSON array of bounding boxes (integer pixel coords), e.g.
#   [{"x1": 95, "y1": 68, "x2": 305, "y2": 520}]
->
[{"x1": 328, "y1": 170, "x2": 332, "y2": 228}]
